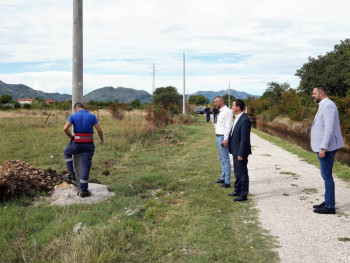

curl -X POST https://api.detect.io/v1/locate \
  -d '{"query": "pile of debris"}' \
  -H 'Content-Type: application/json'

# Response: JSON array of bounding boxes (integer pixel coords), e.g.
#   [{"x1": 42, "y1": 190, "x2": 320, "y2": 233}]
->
[{"x1": 0, "y1": 160, "x2": 62, "y2": 201}]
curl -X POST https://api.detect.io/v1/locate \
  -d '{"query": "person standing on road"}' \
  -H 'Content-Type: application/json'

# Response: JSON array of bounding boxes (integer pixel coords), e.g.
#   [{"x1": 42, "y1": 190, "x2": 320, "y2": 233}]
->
[
  {"x1": 311, "y1": 85, "x2": 344, "y2": 214},
  {"x1": 228, "y1": 99, "x2": 251, "y2": 202},
  {"x1": 212, "y1": 106, "x2": 219, "y2": 124},
  {"x1": 204, "y1": 104, "x2": 211, "y2": 123},
  {"x1": 213, "y1": 96, "x2": 233, "y2": 188},
  {"x1": 63, "y1": 102, "x2": 104, "y2": 197}
]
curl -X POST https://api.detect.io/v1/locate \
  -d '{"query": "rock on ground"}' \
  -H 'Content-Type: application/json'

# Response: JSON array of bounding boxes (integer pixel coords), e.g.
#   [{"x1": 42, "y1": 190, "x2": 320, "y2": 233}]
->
[{"x1": 50, "y1": 183, "x2": 115, "y2": 206}]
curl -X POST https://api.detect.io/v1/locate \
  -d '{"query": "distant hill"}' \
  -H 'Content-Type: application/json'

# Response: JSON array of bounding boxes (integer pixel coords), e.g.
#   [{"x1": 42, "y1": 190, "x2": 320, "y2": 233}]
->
[
  {"x1": 0, "y1": 80, "x2": 71, "y2": 101},
  {"x1": 191, "y1": 89, "x2": 258, "y2": 103},
  {"x1": 0, "y1": 80, "x2": 152, "y2": 104},
  {"x1": 83, "y1": 86, "x2": 152, "y2": 104}
]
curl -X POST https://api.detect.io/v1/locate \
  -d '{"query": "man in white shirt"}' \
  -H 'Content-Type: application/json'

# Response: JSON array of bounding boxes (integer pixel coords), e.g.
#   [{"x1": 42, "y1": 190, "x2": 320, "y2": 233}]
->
[{"x1": 213, "y1": 96, "x2": 233, "y2": 188}]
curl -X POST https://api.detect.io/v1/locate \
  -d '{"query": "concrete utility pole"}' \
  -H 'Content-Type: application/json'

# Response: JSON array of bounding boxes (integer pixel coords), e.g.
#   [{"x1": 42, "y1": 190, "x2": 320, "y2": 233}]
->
[
  {"x1": 72, "y1": 0, "x2": 83, "y2": 189},
  {"x1": 152, "y1": 63, "x2": 156, "y2": 96},
  {"x1": 183, "y1": 53, "x2": 185, "y2": 115},
  {"x1": 228, "y1": 81, "x2": 231, "y2": 107}
]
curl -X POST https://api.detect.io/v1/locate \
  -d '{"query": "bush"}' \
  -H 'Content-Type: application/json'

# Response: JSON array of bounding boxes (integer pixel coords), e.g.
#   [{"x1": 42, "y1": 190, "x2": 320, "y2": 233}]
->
[{"x1": 145, "y1": 105, "x2": 170, "y2": 128}]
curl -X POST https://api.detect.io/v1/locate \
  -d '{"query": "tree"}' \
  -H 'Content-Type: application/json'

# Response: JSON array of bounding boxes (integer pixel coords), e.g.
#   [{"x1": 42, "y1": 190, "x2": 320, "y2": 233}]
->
[
  {"x1": 261, "y1": 82, "x2": 290, "y2": 107},
  {"x1": 222, "y1": 94, "x2": 236, "y2": 107},
  {"x1": 188, "y1": 95, "x2": 209, "y2": 105},
  {"x1": 153, "y1": 86, "x2": 182, "y2": 114},
  {"x1": 130, "y1": 99, "x2": 141, "y2": 109},
  {"x1": 296, "y1": 38, "x2": 350, "y2": 97},
  {"x1": 0, "y1": 94, "x2": 12, "y2": 104}
]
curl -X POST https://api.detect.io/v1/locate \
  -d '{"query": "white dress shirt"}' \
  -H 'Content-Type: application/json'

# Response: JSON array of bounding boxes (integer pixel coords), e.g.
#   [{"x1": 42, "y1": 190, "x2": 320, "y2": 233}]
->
[
  {"x1": 231, "y1": 112, "x2": 243, "y2": 135},
  {"x1": 215, "y1": 105, "x2": 233, "y2": 141}
]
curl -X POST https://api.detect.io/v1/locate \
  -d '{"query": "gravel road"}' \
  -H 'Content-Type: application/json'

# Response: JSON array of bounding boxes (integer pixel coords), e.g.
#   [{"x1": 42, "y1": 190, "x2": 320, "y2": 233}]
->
[{"x1": 249, "y1": 132, "x2": 350, "y2": 263}]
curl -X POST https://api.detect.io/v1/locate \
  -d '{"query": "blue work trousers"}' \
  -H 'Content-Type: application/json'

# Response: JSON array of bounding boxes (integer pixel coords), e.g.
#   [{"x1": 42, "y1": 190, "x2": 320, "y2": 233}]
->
[
  {"x1": 216, "y1": 136, "x2": 231, "y2": 185},
  {"x1": 317, "y1": 150, "x2": 337, "y2": 209},
  {"x1": 213, "y1": 114, "x2": 217, "y2": 123},
  {"x1": 64, "y1": 141, "x2": 95, "y2": 191}
]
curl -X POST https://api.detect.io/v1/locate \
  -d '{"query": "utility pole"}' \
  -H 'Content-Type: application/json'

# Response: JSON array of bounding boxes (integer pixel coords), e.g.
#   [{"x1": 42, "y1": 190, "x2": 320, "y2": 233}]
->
[
  {"x1": 183, "y1": 53, "x2": 185, "y2": 115},
  {"x1": 152, "y1": 63, "x2": 156, "y2": 96},
  {"x1": 72, "y1": 0, "x2": 83, "y2": 189},
  {"x1": 228, "y1": 81, "x2": 231, "y2": 107}
]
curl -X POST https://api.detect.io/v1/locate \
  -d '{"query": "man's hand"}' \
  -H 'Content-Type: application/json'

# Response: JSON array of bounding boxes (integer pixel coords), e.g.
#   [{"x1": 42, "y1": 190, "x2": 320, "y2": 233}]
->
[
  {"x1": 100, "y1": 139, "x2": 104, "y2": 144},
  {"x1": 238, "y1": 156, "x2": 243, "y2": 161},
  {"x1": 222, "y1": 140, "x2": 228, "y2": 147},
  {"x1": 318, "y1": 149, "x2": 326, "y2": 158}
]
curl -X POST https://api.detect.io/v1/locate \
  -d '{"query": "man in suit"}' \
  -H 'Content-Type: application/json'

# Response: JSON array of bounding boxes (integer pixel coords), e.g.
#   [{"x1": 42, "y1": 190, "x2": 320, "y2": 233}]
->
[
  {"x1": 311, "y1": 85, "x2": 344, "y2": 214},
  {"x1": 228, "y1": 99, "x2": 252, "y2": 202}
]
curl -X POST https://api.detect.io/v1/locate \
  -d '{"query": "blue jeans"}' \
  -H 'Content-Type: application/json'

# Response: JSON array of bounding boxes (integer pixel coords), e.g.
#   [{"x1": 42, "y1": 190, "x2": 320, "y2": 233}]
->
[
  {"x1": 317, "y1": 150, "x2": 337, "y2": 209},
  {"x1": 216, "y1": 136, "x2": 231, "y2": 184},
  {"x1": 206, "y1": 114, "x2": 210, "y2": 122},
  {"x1": 213, "y1": 114, "x2": 217, "y2": 123},
  {"x1": 64, "y1": 141, "x2": 95, "y2": 191}
]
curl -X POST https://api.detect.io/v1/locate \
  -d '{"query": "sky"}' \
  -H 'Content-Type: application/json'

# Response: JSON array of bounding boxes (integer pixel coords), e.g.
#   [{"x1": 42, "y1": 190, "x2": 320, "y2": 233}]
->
[{"x1": 1, "y1": 0, "x2": 350, "y2": 96}]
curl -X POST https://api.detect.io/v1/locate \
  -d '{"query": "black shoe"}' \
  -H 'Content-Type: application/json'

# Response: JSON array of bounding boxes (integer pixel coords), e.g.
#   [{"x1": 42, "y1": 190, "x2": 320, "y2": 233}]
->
[
  {"x1": 234, "y1": 196, "x2": 248, "y2": 202},
  {"x1": 313, "y1": 206, "x2": 335, "y2": 214},
  {"x1": 63, "y1": 171, "x2": 77, "y2": 187},
  {"x1": 313, "y1": 201, "x2": 325, "y2": 209},
  {"x1": 227, "y1": 192, "x2": 240, "y2": 196},
  {"x1": 77, "y1": 190, "x2": 91, "y2": 198},
  {"x1": 214, "y1": 179, "x2": 224, "y2": 184},
  {"x1": 219, "y1": 183, "x2": 230, "y2": 188}
]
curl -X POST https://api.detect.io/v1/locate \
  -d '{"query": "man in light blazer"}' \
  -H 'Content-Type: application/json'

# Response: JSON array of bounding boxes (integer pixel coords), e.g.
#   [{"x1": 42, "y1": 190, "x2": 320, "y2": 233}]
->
[
  {"x1": 311, "y1": 85, "x2": 344, "y2": 214},
  {"x1": 228, "y1": 99, "x2": 252, "y2": 202}
]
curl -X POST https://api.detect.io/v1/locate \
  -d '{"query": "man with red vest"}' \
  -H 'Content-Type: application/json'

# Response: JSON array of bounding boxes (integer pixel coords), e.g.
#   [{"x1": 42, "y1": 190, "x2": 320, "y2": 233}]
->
[{"x1": 63, "y1": 102, "x2": 104, "y2": 197}]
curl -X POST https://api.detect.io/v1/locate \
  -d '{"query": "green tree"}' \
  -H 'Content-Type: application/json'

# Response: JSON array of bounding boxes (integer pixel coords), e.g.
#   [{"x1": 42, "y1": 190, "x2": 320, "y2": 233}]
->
[
  {"x1": 0, "y1": 94, "x2": 12, "y2": 104},
  {"x1": 188, "y1": 95, "x2": 209, "y2": 105},
  {"x1": 222, "y1": 94, "x2": 236, "y2": 107},
  {"x1": 261, "y1": 82, "x2": 290, "y2": 107},
  {"x1": 130, "y1": 99, "x2": 141, "y2": 109},
  {"x1": 296, "y1": 38, "x2": 350, "y2": 97},
  {"x1": 153, "y1": 86, "x2": 182, "y2": 114}
]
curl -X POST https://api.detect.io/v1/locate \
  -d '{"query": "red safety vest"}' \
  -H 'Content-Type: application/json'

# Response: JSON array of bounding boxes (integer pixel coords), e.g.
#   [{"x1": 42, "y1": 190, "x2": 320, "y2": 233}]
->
[{"x1": 74, "y1": 133, "x2": 93, "y2": 143}]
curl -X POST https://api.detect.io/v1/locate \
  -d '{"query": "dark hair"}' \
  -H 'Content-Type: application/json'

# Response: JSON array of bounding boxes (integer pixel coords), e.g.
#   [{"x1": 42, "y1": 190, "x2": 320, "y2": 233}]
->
[
  {"x1": 233, "y1": 99, "x2": 245, "y2": 111},
  {"x1": 74, "y1": 102, "x2": 84, "y2": 109},
  {"x1": 314, "y1": 85, "x2": 328, "y2": 95}
]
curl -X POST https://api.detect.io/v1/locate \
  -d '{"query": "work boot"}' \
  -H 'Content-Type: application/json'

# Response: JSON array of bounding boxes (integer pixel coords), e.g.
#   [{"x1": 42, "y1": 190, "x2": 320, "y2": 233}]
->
[
  {"x1": 77, "y1": 190, "x2": 91, "y2": 198},
  {"x1": 62, "y1": 171, "x2": 77, "y2": 187}
]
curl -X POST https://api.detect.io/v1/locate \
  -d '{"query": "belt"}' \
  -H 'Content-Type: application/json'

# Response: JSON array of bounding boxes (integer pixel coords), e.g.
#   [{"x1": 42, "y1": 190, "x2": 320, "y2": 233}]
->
[
  {"x1": 216, "y1": 134, "x2": 224, "y2": 137},
  {"x1": 74, "y1": 133, "x2": 93, "y2": 143}
]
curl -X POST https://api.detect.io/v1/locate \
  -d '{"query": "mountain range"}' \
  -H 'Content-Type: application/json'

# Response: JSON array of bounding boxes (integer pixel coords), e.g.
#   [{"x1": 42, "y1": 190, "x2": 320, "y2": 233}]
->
[
  {"x1": 0, "y1": 80, "x2": 257, "y2": 104},
  {"x1": 0, "y1": 80, "x2": 152, "y2": 103},
  {"x1": 191, "y1": 89, "x2": 258, "y2": 102}
]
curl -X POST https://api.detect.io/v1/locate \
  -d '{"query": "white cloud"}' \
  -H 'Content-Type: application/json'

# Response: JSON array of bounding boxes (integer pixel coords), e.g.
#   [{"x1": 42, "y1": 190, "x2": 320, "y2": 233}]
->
[{"x1": 1, "y1": 0, "x2": 350, "y2": 95}]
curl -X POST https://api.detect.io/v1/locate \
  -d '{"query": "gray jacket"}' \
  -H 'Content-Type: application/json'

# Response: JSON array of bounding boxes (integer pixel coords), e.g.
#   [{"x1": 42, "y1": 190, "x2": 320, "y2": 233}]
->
[{"x1": 311, "y1": 97, "x2": 344, "y2": 152}]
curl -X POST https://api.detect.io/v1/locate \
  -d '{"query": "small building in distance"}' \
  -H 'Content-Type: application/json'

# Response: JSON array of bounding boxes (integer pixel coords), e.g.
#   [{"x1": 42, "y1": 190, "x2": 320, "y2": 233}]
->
[
  {"x1": 17, "y1": 98, "x2": 55, "y2": 105},
  {"x1": 18, "y1": 98, "x2": 34, "y2": 104}
]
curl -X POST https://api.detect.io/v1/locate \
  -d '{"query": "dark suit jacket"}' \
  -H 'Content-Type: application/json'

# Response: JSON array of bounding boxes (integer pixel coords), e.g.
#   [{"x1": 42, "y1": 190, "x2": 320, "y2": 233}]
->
[{"x1": 228, "y1": 113, "x2": 252, "y2": 158}]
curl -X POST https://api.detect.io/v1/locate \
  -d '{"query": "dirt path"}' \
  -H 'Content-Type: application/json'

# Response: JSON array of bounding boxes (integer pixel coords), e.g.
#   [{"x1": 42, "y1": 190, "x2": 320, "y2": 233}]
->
[{"x1": 249, "y1": 132, "x2": 350, "y2": 263}]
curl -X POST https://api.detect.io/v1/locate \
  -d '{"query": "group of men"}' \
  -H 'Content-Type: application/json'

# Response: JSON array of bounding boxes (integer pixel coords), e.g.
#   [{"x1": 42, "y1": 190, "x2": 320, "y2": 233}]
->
[
  {"x1": 212, "y1": 85, "x2": 344, "y2": 213},
  {"x1": 64, "y1": 85, "x2": 344, "y2": 211},
  {"x1": 213, "y1": 96, "x2": 251, "y2": 202}
]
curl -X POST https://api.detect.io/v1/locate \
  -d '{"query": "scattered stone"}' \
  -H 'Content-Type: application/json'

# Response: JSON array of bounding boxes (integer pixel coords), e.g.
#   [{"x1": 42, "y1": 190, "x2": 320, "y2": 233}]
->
[
  {"x1": 73, "y1": 222, "x2": 85, "y2": 234},
  {"x1": 125, "y1": 207, "x2": 141, "y2": 216}
]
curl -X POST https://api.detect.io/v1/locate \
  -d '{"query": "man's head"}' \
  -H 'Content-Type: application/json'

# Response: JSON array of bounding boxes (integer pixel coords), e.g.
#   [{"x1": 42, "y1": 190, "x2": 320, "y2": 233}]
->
[
  {"x1": 73, "y1": 102, "x2": 84, "y2": 112},
  {"x1": 312, "y1": 85, "x2": 328, "y2": 103},
  {"x1": 213, "y1": 96, "x2": 224, "y2": 109},
  {"x1": 232, "y1": 99, "x2": 245, "y2": 115},
  {"x1": 206, "y1": 104, "x2": 209, "y2": 108}
]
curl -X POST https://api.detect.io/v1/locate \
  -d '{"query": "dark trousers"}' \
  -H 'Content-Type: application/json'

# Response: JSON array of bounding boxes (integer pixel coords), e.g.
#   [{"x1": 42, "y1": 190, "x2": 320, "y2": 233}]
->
[
  {"x1": 64, "y1": 141, "x2": 95, "y2": 191},
  {"x1": 206, "y1": 114, "x2": 210, "y2": 122},
  {"x1": 233, "y1": 157, "x2": 249, "y2": 197}
]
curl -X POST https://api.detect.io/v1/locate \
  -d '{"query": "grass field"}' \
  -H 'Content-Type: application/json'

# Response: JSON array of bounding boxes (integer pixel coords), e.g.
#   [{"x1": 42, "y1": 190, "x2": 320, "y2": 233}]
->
[{"x1": 0, "y1": 110, "x2": 279, "y2": 263}]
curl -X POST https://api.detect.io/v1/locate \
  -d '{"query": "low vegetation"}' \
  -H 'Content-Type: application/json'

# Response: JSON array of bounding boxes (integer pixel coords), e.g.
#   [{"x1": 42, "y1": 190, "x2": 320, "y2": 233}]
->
[{"x1": 0, "y1": 111, "x2": 278, "y2": 262}]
